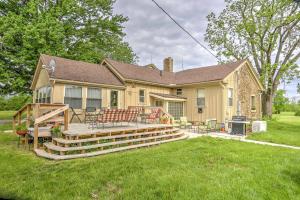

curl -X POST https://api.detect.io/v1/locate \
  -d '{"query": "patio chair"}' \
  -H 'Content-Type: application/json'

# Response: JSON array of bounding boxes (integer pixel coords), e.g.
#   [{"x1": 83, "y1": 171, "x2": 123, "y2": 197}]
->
[
  {"x1": 179, "y1": 117, "x2": 192, "y2": 129},
  {"x1": 198, "y1": 119, "x2": 217, "y2": 133},
  {"x1": 84, "y1": 107, "x2": 97, "y2": 123},
  {"x1": 169, "y1": 116, "x2": 180, "y2": 128},
  {"x1": 70, "y1": 107, "x2": 83, "y2": 123},
  {"x1": 144, "y1": 108, "x2": 161, "y2": 123},
  {"x1": 126, "y1": 109, "x2": 139, "y2": 126},
  {"x1": 97, "y1": 109, "x2": 116, "y2": 128},
  {"x1": 115, "y1": 109, "x2": 127, "y2": 126}
]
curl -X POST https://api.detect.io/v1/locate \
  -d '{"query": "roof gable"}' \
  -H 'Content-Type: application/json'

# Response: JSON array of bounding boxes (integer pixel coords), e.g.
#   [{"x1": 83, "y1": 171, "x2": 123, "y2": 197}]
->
[
  {"x1": 35, "y1": 54, "x2": 124, "y2": 87},
  {"x1": 32, "y1": 55, "x2": 257, "y2": 89},
  {"x1": 175, "y1": 60, "x2": 246, "y2": 85},
  {"x1": 103, "y1": 58, "x2": 175, "y2": 85}
]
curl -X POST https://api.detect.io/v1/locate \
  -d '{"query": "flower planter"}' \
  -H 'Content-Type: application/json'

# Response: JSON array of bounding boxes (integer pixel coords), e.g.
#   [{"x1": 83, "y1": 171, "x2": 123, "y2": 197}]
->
[{"x1": 16, "y1": 130, "x2": 27, "y2": 136}]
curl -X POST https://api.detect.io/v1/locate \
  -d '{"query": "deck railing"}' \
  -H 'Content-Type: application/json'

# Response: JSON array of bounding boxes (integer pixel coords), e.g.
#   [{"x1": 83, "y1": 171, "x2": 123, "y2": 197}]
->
[
  {"x1": 128, "y1": 106, "x2": 173, "y2": 124},
  {"x1": 13, "y1": 103, "x2": 69, "y2": 149}
]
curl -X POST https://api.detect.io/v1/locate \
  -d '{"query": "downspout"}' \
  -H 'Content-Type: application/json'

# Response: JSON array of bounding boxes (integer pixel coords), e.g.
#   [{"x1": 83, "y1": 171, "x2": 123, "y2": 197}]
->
[{"x1": 219, "y1": 81, "x2": 226, "y2": 123}]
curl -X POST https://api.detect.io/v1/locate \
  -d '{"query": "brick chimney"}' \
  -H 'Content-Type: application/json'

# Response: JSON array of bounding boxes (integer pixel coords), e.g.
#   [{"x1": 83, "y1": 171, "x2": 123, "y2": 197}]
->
[{"x1": 163, "y1": 57, "x2": 173, "y2": 72}]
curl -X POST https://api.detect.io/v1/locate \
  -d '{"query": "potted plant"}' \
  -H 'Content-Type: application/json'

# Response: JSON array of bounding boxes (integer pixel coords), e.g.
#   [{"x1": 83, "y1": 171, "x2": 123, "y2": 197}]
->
[
  {"x1": 16, "y1": 124, "x2": 28, "y2": 136},
  {"x1": 50, "y1": 124, "x2": 61, "y2": 138},
  {"x1": 160, "y1": 114, "x2": 169, "y2": 124}
]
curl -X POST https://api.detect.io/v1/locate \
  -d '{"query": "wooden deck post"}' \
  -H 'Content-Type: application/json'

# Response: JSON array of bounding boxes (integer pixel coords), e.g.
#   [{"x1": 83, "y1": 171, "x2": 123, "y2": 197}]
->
[
  {"x1": 12, "y1": 116, "x2": 16, "y2": 134},
  {"x1": 26, "y1": 105, "x2": 31, "y2": 128},
  {"x1": 33, "y1": 104, "x2": 40, "y2": 149},
  {"x1": 64, "y1": 109, "x2": 69, "y2": 131},
  {"x1": 33, "y1": 124, "x2": 38, "y2": 149},
  {"x1": 17, "y1": 112, "x2": 21, "y2": 126}
]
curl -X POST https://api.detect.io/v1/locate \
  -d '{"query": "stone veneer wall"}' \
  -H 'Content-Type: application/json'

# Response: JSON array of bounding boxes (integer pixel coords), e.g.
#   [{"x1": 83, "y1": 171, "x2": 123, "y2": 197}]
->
[{"x1": 237, "y1": 65, "x2": 261, "y2": 120}]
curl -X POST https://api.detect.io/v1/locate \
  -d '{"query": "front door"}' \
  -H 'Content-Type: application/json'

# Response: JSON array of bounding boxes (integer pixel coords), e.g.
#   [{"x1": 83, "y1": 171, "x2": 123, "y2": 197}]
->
[{"x1": 110, "y1": 90, "x2": 118, "y2": 109}]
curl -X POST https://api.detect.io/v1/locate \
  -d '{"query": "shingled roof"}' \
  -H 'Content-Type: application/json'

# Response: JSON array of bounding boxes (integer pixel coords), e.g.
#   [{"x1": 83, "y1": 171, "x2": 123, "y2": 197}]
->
[
  {"x1": 37, "y1": 54, "x2": 246, "y2": 87},
  {"x1": 104, "y1": 58, "x2": 246, "y2": 85},
  {"x1": 104, "y1": 58, "x2": 175, "y2": 85},
  {"x1": 175, "y1": 60, "x2": 246, "y2": 85},
  {"x1": 40, "y1": 54, "x2": 124, "y2": 86}
]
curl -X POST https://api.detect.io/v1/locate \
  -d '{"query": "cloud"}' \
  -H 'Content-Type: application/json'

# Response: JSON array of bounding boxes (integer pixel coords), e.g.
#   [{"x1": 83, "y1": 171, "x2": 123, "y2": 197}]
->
[
  {"x1": 114, "y1": 0, "x2": 225, "y2": 70},
  {"x1": 114, "y1": 0, "x2": 299, "y2": 97}
]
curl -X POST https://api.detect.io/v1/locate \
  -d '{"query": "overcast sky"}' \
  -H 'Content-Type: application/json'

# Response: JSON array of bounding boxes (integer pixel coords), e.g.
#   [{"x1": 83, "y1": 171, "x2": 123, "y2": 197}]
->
[{"x1": 114, "y1": 0, "x2": 299, "y2": 98}]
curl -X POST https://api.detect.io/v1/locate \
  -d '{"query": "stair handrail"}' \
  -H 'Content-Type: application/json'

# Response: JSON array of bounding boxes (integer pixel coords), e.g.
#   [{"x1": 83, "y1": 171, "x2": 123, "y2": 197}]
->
[{"x1": 34, "y1": 105, "x2": 69, "y2": 125}]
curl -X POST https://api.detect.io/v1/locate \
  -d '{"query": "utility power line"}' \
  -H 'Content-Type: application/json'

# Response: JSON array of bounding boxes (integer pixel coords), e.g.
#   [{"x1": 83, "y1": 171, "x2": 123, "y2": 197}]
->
[{"x1": 151, "y1": 0, "x2": 220, "y2": 61}]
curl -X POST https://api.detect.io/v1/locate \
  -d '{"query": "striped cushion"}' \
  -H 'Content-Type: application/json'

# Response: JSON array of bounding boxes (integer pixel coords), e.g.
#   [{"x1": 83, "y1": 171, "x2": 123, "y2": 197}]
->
[{"x1": 126, "y1": 110, "x2": 138, "y2": 122}]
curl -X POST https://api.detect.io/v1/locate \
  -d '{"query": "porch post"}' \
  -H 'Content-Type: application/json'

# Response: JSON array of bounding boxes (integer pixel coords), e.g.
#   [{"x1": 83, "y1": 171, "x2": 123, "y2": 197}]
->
[
  {"x1": 33, "y1": 125, "x2": 39, "y2": 149},
  {"x1": 26, "y1": 105, "x2": 31, "y2": 128},
  {"x1": 64, "y1": 108, "x2": 69, "y2": 131},
  {"x1": 33, "y1": 104, "x2": 39, "y2": 149}
]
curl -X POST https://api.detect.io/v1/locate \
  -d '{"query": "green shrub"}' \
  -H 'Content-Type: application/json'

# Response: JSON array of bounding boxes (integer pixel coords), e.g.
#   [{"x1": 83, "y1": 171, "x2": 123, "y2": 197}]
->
[
  {"x1": 0, "y1": 95, "x2": 32, "y2": 111},
  {"x1": 295, "y1": 110, "x2": 300, "y2": 116},
  {"x1": 16, "y1": 124, "x2": 28, "y2": 131}
]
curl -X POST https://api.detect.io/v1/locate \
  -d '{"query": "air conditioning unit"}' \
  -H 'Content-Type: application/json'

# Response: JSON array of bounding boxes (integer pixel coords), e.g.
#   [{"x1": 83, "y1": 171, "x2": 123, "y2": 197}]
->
[{"x1": 252, "y1": 121, "x2": 267, "y2": 132}]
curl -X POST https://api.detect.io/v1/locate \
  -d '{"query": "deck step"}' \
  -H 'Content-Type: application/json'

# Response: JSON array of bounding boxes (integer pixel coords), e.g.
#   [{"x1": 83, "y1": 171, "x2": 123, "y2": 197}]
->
[
  {"x1": 45, "y1": 132, "x2": 183, "y2": 152},
  {"x1": 53, "y1": 129, "x2": 179, "y2": 145},
  {"x1": 63, "y1": 124, "x2": 174, "y2": 136},
  {"x1": 35, "y1": 134, "x2": 188, "y2": 160}
]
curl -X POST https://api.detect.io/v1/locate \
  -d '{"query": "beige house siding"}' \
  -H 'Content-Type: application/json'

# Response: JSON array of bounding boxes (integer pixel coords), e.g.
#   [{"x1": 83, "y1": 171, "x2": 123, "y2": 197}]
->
[
  {"x1": 124, "y1": 82, "x2": 171, "y2": 108},
  {"x1": 31, "y1": 58, "x2": 263, "y2": 123},
  {"x1": 182, "y1": 84, "x2": 223, "y2": 122},
  {"x1": 52, "y1": 83, "x2": 64, "y2": 104},
  {"x1": 51, "y1": 83, "x2": 125, "y2": 109},
  {"x1": 224, "y1": 63, "x2": 262, "y2": 120}
]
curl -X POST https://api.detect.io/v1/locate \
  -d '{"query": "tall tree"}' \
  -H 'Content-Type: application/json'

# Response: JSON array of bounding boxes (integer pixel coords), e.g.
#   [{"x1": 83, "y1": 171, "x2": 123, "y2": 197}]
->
[
  {"x1": 205, "y1": 0, "x2": 300, "y2": 117},
  {"x1": 273, "y1": 89, "x2": 288, "y2": 114},
  {"x1": 0, "y1": 0, "x2": 136, "y2": 95}
]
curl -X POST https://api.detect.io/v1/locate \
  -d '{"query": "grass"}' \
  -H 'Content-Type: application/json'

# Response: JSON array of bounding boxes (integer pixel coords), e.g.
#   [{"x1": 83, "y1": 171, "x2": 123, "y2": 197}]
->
[
  {"x1": 0, "y1": 130, "x2": 300, "y2": 199},
  {"x1": 0, "y1": 110, "x2": 15, "y2": 120},
  {"x1": 247, "y1": 112, "x2": 300, "y2": 146}
]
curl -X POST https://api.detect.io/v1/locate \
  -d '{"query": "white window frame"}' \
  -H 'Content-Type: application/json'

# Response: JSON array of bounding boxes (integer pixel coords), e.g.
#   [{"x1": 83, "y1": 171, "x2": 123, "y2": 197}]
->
[
  {"x1": 86, "y1": 87, "x2": 102, "y2": 109},
  {"x1": 197, "y1": 89, "x2": 205, "y2": 107},
  {"x1": 139, "y1": 89, "x2": 145, "y2": 103},
  {"x1": 64, "y1": 85, "x2": 83, "y2": 109},
  {"x1": 176, "y1": 88, "x2": 183, "y2": 95},
  {"x1": 251, "y1": 95, "x2": 256, "y2": 110},
  {"x1": 228, "y1": 88, "x2": 233, "y2": 107},
  {"x1": 35, "y1": 85, "x2": 52, "y2": 103}
]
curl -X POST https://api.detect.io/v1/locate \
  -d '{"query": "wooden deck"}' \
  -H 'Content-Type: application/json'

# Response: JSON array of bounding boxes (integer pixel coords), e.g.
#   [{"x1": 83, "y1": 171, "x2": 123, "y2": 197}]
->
[
  {"x1": 64, "y1": 123, "x2": 174, "y2": 136},
  {"x1": 35, "y1": 123, "x2": 187, "y2": 160}
]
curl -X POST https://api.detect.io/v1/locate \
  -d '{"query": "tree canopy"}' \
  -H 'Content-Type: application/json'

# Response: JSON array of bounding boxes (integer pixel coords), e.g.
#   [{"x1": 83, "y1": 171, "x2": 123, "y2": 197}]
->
[
  {"x1": 0, "y1": 0, "x2": 136, "y2": 95},
  {"x1": 205, "y1": 0, "x2": 300, "y2": 116}
]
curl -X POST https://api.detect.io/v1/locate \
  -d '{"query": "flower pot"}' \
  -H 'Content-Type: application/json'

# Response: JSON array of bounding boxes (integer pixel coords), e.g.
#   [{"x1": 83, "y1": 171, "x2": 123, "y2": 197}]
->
[{"x1": 16, "y1": 130, "x2": 27, "y2": 136}]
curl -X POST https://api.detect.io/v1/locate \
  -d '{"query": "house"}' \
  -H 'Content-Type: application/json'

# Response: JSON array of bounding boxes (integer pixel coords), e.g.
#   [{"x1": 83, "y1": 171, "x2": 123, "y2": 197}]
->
[{"x1": 31, "y1": 54, "x2": 264, "y2": 123}]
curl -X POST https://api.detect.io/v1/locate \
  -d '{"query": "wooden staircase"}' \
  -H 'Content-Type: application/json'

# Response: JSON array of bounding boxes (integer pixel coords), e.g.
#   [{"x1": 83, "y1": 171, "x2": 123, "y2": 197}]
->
[{"x1": 35, "y1": 126, "x2": 187, "y2": 160}]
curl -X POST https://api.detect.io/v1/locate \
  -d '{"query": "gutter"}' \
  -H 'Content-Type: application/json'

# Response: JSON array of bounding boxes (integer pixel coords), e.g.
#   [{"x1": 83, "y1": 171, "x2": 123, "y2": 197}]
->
[{"x1": 50, "y1": 78, "x2": 126, "y2": 90}]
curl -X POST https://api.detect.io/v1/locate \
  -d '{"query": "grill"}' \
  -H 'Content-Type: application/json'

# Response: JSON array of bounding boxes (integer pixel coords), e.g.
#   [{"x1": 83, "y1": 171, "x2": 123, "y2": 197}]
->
[{"x1": 230, "y1": 116, "x2": 248, "y2": 135}]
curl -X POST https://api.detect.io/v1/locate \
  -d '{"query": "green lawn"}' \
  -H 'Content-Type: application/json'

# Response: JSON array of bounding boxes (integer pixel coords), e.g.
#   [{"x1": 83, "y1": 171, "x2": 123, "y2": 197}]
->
[
  {"x1": 247, "y1": 112, "x2": 300, "y2": 146},
  {"x1": 0, "y1": 110, "x2": 15, "y2": 120},
  {"x1": 0, "y1": 130, "x2": 300, "y2": 199}
]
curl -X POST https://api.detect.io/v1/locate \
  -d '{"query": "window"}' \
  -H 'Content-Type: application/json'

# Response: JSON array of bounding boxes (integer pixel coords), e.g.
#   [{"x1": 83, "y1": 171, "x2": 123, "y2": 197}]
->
[
  {"x1": 64, "y1": 85, "x2": 82, "y2": 109},
  {"x1": 139, "y1": 90, "x2": 145, "y2": 103},
  {"x1": 155, "y1": 100, "x2": 163, "y2": 107},
  {"x1": 168, "y1": 102, "x2": 183, "y2": 120},
  {"x1": 197, "y1": 89, "x2": 205, "y2": 107},
  {"x1": 228, "y1": 88, "x2": 233, "y2": 106},
  {"x1": 110, "y1": 90, "x2": 118, "y2": 108},
  {"x1": 87, "y1": 88, "x2": 102, "y2": 109},
  {"x1": 35, "y1": 85, "x2": 52, "y2": 103},
  {"x1": 176, "y1": 88, "x2": 182, "y2": 95},
  {"x1": 251, "y1": 95, "x2": 256, "y2": 110}
]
